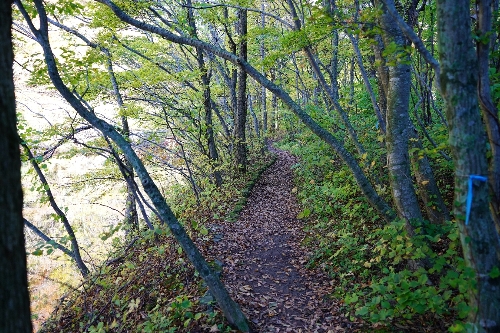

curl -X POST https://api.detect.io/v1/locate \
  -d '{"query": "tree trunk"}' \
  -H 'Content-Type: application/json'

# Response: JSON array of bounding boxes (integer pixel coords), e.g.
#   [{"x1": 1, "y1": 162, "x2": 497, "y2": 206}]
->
[
  {"x1": 373, "y1": 34, "x2": 389, "y2": 122},
  {"x1": 437, "y1": 0, "x2": 500, "y2": 330},
  {"x1": 0, "y1": 1, "x2": 33, "y2": 330},
  {"x1": 22, "y1": 143, "x2": 90, "y2": 277},
  {"x1": 187, "y1": 0, "x2": 223, "y2": 186},
  {"x1": 234, "y1": 7, "x2": 248, "y2": 173},
  {"x1": 477, "y1": 0, "x2": 500, "y2": 225},
  {"x1": 271, "y1": 69, "x2": 278, "y2": 131},
  {"x1": 106, "y1": 57, "x2": 139, "y2": 230},
  {"x1": 378, "y1": 0, "x2": 423, "y2": 229},
  {"x1": 249, "y1": 94, "x2": 260, "y2": 138},
  {"x1": 348, "y1": 32, "x2": 386, "y2": 132},
  {"x1": 409, "y1": 128, "x2": 450, "y2": 224},
  {"x1": 260, "y1": 0, "x2": 267, "y2": 138}
]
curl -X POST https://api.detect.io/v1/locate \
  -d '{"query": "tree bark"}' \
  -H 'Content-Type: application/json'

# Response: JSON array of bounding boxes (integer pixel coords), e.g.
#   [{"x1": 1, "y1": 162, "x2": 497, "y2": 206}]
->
[
  {"x1": 477, "y1": 0, "x2": 500, "y2": 225},
  {"x1": 438, "y1": 0, "x2": 500, "y2": 330},
  {"x1": 377, "y1": 0, "x2": 423, "y2": 228},
  {"x1": 0, "y1": 1, "x2": 33, "y2": 330}
]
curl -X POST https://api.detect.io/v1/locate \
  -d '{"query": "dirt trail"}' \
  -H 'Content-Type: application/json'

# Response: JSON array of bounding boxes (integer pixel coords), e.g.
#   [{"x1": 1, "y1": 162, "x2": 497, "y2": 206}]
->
[{"x1": 209, "y1": 147, "x2": 356, "y2": 332}]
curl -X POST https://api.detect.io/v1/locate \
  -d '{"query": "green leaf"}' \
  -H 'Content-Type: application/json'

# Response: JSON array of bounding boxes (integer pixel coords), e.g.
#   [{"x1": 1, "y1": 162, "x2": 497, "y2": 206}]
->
[
  {"x1": 449, "y1": 323, "x2": 466, "y2": 332},
  {"x1": 345, "y1": 293, "x2": 358, "y2": 304},
  {"x1": 355, "y1": 306, "x2": 369, "y2": 316},
  {"x1": 297, "y1": 208, "x2": 311, "y2": 219},
  {"x1": 489, "y1": 266, "x2": 500, "y2": 279}
]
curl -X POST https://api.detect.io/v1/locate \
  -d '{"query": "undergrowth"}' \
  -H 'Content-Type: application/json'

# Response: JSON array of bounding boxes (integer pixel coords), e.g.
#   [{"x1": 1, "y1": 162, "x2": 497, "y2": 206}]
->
[
  {"x1": 277, "y1": 130, "x2": 472, "y2": 332},
  {"x1": 39, "y1": 147, "x2": 274, "y2": 332}
]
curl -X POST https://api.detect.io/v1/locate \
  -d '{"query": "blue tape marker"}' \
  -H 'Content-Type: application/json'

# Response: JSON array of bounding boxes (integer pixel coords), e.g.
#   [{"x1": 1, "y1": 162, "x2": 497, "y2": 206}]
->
[{"x1": 465, "y1": 175, "x2": 488, "y2": 225}]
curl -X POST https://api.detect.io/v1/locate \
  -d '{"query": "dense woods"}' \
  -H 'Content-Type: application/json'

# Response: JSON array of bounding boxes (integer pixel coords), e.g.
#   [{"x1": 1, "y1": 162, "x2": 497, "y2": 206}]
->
[{"x1": 1, "y1": 0, "x2": 500, "y2": 331}]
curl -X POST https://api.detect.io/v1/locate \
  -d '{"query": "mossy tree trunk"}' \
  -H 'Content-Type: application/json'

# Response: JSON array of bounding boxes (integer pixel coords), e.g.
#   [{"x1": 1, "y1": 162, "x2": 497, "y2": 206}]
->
[
  {"x1": 377, "y1": 0, "x2": 423, "y2": 229},
  {"x1": 437, "y1": 0, "x2": 500, "y2": 330}
]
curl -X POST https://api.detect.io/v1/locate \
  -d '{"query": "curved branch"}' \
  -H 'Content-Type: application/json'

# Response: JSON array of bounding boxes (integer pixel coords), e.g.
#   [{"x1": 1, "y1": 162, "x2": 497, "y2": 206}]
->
[
  {"x1": 24, "y1": 218, "x2": 74, "y2": 257},
  {"x1": 21, "y1": 141, "x2": 90, "y2": 277},
  {"x1": 382, "y1": 0, "x2": 441, "y2": 90}
]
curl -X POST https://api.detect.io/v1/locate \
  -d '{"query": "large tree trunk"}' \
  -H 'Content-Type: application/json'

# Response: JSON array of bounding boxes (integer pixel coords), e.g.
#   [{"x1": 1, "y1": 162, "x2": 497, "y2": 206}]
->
[
  {"x1": 0, "y1": 1, "x2": 33, "y2": 331},
  {"x1": 378, "y1": 0, "x2": 423, "y2": 229},
  {"x1": 437, "y1": 0, "x2": 500, "y2": 330}
]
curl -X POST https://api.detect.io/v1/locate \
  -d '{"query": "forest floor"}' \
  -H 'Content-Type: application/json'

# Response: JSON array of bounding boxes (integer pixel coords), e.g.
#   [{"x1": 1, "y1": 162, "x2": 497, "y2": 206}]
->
[{"x1": 207, "y1": 147, "x2": 361, "y2": 332}]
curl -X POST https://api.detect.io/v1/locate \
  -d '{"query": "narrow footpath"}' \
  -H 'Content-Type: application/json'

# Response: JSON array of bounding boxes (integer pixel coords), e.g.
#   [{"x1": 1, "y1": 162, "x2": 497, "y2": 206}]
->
[{"x1": 209, "y1": 147, "x2": 358, "y2": 332}]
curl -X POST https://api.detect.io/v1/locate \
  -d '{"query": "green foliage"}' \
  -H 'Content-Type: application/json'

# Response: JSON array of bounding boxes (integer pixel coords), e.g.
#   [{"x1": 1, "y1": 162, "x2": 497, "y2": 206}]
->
[
  {"x1": 346, "y1": 220, "x2": 473, "y2": 327},
  {"x1": 138, "y1": 297, "x2": 203, "y2": 333},
  {"x1": 278, "y1": 120, "x2": 460, "y2": 330}
]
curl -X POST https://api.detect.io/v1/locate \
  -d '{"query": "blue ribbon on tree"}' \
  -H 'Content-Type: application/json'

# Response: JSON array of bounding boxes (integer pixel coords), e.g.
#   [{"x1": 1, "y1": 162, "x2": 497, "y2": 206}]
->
[{"x1": 465, "y1": 175, "x2": 488, "y2": 225}]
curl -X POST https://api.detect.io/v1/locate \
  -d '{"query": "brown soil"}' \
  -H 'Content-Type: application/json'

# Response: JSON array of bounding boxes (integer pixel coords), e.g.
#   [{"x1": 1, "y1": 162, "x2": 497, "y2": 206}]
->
[{"x1": 208, "y1": 147, "x2": 359, "y2": 332}]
